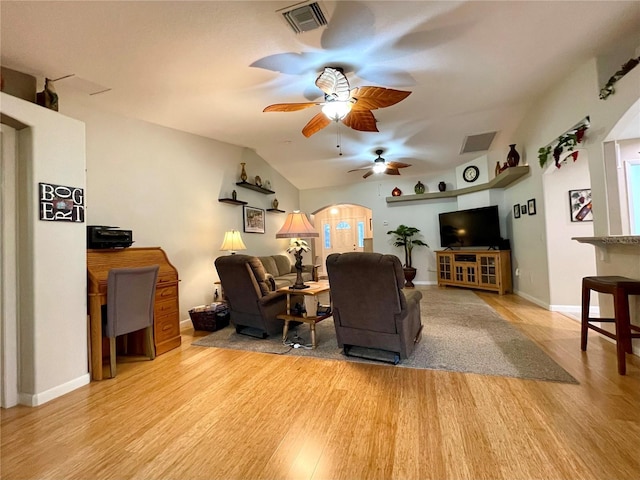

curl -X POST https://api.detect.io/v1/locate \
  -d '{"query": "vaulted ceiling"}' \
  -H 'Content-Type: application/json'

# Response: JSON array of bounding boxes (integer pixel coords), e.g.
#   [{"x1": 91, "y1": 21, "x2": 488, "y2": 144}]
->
[{"x1": 1, "y1": 1, "x2": 639, "y2": 189}]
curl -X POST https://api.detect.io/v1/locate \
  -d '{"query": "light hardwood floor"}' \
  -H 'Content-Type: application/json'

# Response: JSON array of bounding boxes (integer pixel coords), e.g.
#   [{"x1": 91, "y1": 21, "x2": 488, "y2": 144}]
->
[{"x1": 2, "y1": 288, "x2": 639, "y2": 480}]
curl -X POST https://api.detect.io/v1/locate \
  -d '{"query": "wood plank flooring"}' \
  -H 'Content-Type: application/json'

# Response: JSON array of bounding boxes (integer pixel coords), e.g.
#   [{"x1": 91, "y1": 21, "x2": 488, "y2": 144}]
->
[{"x1": 2, "y1": 288, "x2": 640, "y2": 480}]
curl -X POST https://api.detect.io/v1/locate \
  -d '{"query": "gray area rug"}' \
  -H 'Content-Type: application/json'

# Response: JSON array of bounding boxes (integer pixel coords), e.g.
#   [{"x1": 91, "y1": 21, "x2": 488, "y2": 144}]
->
[{"x1": 193, "y1": 287, "x2": 578, "y2": 383}]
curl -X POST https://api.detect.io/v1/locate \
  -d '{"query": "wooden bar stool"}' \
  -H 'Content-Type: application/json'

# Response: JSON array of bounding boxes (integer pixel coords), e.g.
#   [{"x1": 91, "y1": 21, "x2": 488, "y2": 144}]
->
[{"x1": 581, "y1": 276, "x2": 640, "y2": 375}]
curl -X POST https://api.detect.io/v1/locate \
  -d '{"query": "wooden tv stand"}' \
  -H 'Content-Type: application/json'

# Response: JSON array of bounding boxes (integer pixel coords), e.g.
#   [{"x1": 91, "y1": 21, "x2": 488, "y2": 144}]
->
[{"x1": 436, "y1": 250, "x2": 512, "y2": 295}]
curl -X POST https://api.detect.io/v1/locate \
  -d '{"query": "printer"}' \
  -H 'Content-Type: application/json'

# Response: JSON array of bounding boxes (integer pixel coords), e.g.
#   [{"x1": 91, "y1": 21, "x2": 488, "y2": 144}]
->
[{"x1": 87, "y1": 225, "x2": 134, "y2": 249}]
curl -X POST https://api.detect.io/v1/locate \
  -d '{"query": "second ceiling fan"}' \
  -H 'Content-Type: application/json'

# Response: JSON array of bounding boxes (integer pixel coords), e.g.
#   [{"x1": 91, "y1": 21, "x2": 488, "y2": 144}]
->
[
  {"x1": 263, "y1": 67, "x2": 411, "y2": 137},
  {"x1": 348, "y1": 149, "x2": 412, "y2": 178}
]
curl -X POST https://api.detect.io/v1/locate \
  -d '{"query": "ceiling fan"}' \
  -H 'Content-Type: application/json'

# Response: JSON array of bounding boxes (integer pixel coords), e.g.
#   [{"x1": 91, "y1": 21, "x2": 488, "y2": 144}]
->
[
  {"x1": 348, "y1": 149, "x2": 412, "y2": 178},
  {"x1": 263, "y1": 67, "x2": 411, "y2": 137}
]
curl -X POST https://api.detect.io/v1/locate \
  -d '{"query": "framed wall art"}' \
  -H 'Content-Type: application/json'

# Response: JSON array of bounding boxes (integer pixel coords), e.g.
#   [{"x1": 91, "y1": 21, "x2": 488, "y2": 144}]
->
[
  {"x1": 38, "y1": 182, "x2": 85, "y2": 222},
  {"x1": 514, "y1": 204, "x2": 521, "y2": 219},
  {"x1": 527, "y1": 198, "x2": 537, "y2": 215},
  {"x1": 569, "y1": 189, "x2": 593, "y2": 222},
  {"x1": 520, "y1": 204, "x2": 527, "y2": 215},
  {"x1": 243, "y1": 206, "x2": 265, "y2": 233}
]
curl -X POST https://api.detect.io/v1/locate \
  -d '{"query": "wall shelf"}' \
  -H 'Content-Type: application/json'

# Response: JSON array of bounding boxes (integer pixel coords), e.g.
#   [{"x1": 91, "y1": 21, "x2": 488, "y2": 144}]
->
[
  {"x1": 385, "y1": 165, "x2": 530, "y2": 204},
  {"x1": 218, "y1": 198, "x2": 248, "y2": 206},
  {"x1": 267, "y1": 208, "x2": 285, "y2": 213},
  {"x1": 235, "y1": 181, "x2": 275, "y2": 195}
]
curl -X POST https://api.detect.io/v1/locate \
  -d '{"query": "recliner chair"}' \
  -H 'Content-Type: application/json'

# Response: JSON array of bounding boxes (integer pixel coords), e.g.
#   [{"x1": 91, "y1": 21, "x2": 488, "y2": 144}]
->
[
  {"x1": 325, "y1": 252, "x2": 423, "y2": 362},
  {"x1": 215, "y1": 254, "x2": 297, "y2": 338}
]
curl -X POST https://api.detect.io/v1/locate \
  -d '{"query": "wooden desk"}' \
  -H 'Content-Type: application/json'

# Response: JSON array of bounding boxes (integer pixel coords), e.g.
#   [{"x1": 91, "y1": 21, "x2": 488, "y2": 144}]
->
[
  {"x1": 276, "y1": 281, "x2": 331, "y2": 349},
  {"x1": 87, "y1": 247, "x2": 181, "y2": 380}
]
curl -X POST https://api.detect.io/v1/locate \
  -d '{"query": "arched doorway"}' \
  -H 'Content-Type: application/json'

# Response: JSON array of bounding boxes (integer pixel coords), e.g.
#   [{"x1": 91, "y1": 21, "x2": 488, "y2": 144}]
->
[{"x1": 312, "y1": 204, "x2": 373, "y2": 277}]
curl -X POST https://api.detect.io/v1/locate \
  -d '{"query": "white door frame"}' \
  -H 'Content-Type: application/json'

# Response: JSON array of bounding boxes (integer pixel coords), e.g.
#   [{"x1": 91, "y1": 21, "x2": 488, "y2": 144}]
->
[{"x1": 1, "y1": 124, "x2": 19, "y2": 408}]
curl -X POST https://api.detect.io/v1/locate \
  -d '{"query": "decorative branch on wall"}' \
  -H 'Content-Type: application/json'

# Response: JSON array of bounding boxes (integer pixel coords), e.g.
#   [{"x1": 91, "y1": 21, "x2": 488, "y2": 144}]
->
[
  {"x1": 599, "y1": 56, "x2": 640, "y2": 100},
  {"x1": 538, "y1": 116, "x2": 590, "y2": 169}
]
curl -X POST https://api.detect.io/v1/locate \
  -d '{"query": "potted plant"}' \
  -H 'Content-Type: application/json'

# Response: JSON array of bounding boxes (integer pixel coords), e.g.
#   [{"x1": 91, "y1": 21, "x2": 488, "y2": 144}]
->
[
  {"x1": 387, "y1": 225, "x2": 429, "y2": 287},
  {"x1": 286, "y1": 239, "x2": 310, "y2": 289}
]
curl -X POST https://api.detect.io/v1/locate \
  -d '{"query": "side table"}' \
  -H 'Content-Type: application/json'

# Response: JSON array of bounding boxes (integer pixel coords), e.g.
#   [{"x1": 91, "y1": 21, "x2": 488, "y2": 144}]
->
[{"x1": 276, "y1": 281, "x2": 331, "y2": 349}]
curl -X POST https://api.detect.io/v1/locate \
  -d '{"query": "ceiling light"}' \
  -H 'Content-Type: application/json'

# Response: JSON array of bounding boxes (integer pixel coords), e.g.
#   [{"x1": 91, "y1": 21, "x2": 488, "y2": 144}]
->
[
  {"x1": 373, "y1": 159, "x2": 387, "y2": 174},
  {"x1": 321, "y1": 101, "x2": 352, "y2": 121}
]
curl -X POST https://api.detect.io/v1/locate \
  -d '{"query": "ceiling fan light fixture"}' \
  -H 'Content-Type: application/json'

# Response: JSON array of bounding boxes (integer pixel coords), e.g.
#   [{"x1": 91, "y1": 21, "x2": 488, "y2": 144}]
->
[
  {"x1": 321, "y1": 100, "x2": 352, "y2": 121},
  {"x1": 373, "y1": 158, "x2": 386, "y2": 174}
]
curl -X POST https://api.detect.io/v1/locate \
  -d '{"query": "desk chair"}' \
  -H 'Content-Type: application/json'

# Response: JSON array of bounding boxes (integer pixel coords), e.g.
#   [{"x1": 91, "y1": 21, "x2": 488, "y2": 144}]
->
[{"x1": 104, "y1": 265, "x2": 159, "y2": 378}]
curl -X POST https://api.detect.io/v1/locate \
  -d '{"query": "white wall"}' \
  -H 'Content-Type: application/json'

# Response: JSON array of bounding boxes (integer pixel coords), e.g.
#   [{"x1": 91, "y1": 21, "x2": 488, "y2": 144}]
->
[
  {"x1": 301, "y1": 168, "x2": 503, "y2": 285},
  {"x1": 543, "y1": 152, "x2": 596, "y2": 311},
  {"x1": 503, "y1": 54, "x2": 640, "y2": 311},
  {"x1": 1, "y1": 124, "x2": 19, "y2": 408},
  {"x1": 60, "y1": 94, "x2": 301, "y2": 320},
  {"x1": 1, "y1": 93, "x2": 89, "y2": 406}
]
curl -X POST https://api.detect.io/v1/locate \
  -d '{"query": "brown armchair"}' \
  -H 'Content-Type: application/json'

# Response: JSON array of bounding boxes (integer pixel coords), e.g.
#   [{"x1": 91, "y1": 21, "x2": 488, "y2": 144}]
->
[
  {"x1": 215, "y1": 254, "x2": 294, "y2": 338},
  {"x1": 325, "y1": 252, "x2": 423, "y2": 362}
]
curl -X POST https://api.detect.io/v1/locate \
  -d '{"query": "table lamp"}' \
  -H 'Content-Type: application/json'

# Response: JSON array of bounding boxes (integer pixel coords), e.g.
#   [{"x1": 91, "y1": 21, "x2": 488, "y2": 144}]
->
[
  {"x1": 219, "y1": 230, "x2": 247, "y2": 254},
  {"x1": 276, "y1": 210, "x2": 319, "y2": 289}
]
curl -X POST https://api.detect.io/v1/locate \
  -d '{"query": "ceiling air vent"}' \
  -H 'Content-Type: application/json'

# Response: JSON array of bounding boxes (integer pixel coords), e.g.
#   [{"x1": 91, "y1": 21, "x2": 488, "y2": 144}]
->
[
  {"x1": 279, "y1": 1, "x2": 328, "y2": 34},
  {"x1": 460, "y1": 132, "x2": 497, "y2": 154}
]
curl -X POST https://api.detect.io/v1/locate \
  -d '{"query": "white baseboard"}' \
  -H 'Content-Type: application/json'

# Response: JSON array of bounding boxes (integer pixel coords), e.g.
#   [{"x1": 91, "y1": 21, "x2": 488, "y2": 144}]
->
[
  {"x1": 536, "y1": 305, "x2": 640, "y2": 357},
  {"x1": 514, "y1": 290, "x2": 549, "y2": 309},
  {"x1": 18, "y1": 373, "x2": 90, "y2": 407},
  {"x1": 549, "y1": 304, "x2": 599, "y2": 322}
]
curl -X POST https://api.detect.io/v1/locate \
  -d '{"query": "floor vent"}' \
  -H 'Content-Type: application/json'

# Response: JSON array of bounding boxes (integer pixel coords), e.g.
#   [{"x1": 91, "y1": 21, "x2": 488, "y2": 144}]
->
[
  {"x1": 279, "y1": 1, "x2": 328, "y2": 34},
  {"x1": 460, "y1": 132, "x2": 497, "y2": 154}
]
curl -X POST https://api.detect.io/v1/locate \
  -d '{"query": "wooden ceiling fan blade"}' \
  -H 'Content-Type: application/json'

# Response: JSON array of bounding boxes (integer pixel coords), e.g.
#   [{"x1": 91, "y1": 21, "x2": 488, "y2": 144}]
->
[
  {"x1": 350, "y1": 86, "x2": 411, "y2": 111},
  {"x1": 387, "y1": 161, "x2": 412, "y2": 169},
  {"x1": 385, "y1": 167, "x2": 401, "y2": 176},
  {"x1": 264, "y1": 102, "x2": 319, "y2": 113},
  {"x1": 315, "y1": 67, "x2": 350, "y2": 101},
  {"x1": 302, "y1": 112, "x2": 332, "y2": 137},
  {"x1": 362, "y1": 170, "x2": 375, "y2": 179},
  {"x1": 347, "y1": 165, "x2": 374, "y2": 172},
  {"x1": 342, "y1": 109, "x2": 378, "y2": 132}
]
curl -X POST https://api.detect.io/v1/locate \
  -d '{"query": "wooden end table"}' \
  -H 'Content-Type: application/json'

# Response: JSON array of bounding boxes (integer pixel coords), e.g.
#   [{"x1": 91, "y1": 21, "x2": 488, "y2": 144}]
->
[{"x1": 276, "y1": 281, "x2": 331, "y2": 349}]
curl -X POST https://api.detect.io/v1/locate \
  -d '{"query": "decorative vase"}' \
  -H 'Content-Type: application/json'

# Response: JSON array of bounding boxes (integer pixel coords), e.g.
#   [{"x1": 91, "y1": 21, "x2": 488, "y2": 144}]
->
[
  {"x1": 414, "y1": 181, "x2": 425, "y2": 194},
  {"x1": 438, "y1": 181, "x2": 446, "y2": 192},
  {"x1": 255, "y1": 175, "x2": 262, "y2": 187},
  {"x1": 506, "y1": 144, "x2": 520, "y2": 167},
  {"x1": 403, "y1": 267, "x2": 417, "y2": 288},
  {"x1": 232, "y1": 190, "x2": 237, "y2": 200},
  {"x1": 240, "y1": 163, "x2": 247, "y2": 182},
  {"x1": 392, "y1": 187, "x2": 402, "y2": 197},
  {"x1": 272, "y1": 198, "x2": 279, "y2": 209}
]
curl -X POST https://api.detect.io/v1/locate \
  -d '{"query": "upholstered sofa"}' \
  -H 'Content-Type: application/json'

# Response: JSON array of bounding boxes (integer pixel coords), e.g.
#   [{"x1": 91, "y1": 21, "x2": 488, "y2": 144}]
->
[{"x1": 258, "y1": 254, "x2": 318, "y2": 290}]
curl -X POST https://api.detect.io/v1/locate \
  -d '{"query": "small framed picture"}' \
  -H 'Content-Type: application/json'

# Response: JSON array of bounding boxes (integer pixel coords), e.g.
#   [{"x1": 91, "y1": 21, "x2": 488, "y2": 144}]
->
[
  {"x1": 243, "y1": 206, "x2": 265, "y2": 233},
  {"x1": 527, "y1": 198, "x2": 536, "y2": 215},
  {"x1": 520, "y1": 204, "x2": 527, "y2": 215},
  {"x1": 569, "y1": 189, "x2": 592, "y2": 222},
  {"x1": 514, "y1": 204, "x2": 521, "y2": 219}
]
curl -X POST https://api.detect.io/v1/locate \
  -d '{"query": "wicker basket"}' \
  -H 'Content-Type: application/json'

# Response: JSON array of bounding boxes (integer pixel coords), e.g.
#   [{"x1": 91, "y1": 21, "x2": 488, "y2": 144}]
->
[{"x1": 189, "y1": 303, "x2": 229, "y2": 331}]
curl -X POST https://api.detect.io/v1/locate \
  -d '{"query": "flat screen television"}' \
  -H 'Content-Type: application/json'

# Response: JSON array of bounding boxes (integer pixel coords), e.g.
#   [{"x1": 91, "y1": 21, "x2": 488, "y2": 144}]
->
[{"x1": 439, "y1": 205, "x2": 501, "y2": 248}]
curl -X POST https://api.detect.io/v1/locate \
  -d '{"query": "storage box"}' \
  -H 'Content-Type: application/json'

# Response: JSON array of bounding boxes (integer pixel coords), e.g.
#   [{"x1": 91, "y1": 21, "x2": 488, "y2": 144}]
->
[{"x1": 189, "y1": 303, "x2": 230, "y2": 331}]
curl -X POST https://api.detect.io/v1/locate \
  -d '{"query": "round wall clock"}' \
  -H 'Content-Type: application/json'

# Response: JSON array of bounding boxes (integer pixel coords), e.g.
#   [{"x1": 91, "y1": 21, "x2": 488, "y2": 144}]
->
[{"x1": 463, "y1": 165, "x2": 480, "y2": 183}]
